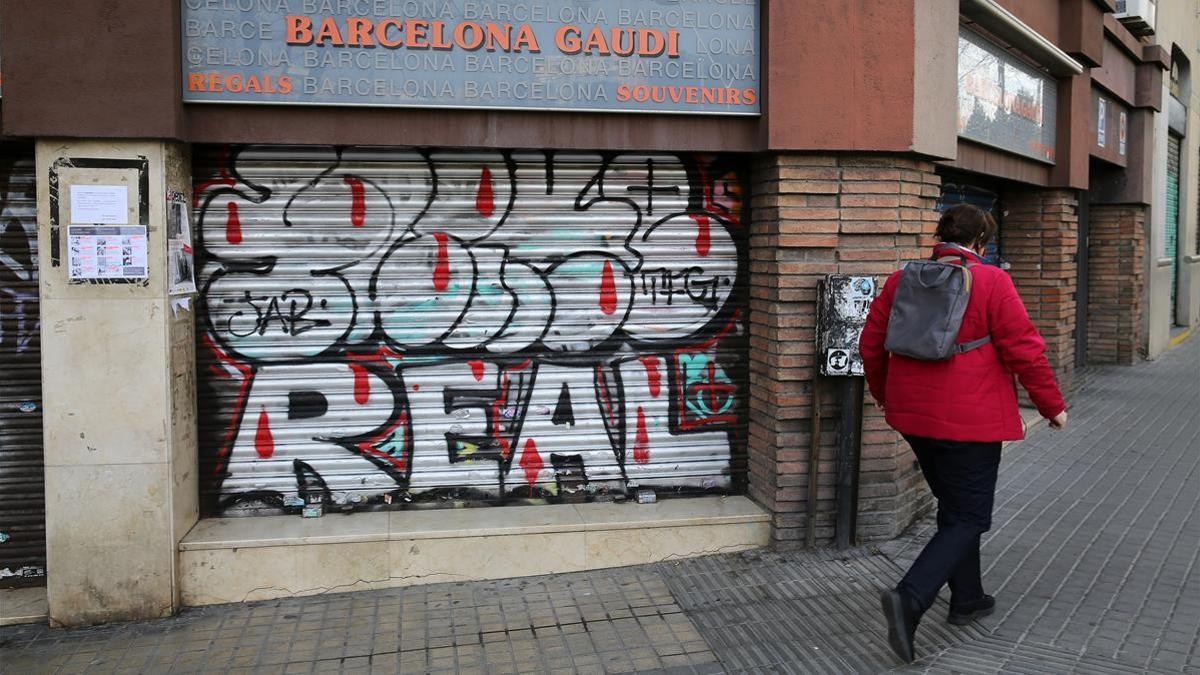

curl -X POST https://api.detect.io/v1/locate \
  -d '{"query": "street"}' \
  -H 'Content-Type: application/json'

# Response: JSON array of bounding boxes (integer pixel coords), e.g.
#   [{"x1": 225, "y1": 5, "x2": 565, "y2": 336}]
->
[{"x1": 1, "y1": 335, "x2": 1197, "y2": 674}]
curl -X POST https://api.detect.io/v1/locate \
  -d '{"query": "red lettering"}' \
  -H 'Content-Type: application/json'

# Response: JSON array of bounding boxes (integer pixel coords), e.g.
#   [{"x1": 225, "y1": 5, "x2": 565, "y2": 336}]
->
[
  {"x1": 513, "y1": 24, "x2": 540, "y2": 53},
  {"x1": 456, "y1": 22, "x2": 484, "y2": 51},
  {"x1": 406, "y1": 19, "x2": 429, "y2": 49},
  {"x1": 556, "y1": 26, "x2": 582, "y2": 54},
  {"x1": 485, "y1": 22, "x2": 511, "y2": 52},
  {"x1": 285, "y1": 15, "x2": 314, "y2": 45},
  {"x1": 582, "y1": 27, "x2": 610, "y2": 55},
  {"x1": 429, "y1": 21, "x2": 453, "y2": 50},
  {"x1": 347, "y1": 17, "x2": 375, "y2": 47},
  {"x1": 315, "y1": 17, "x2": 346, "y2": 46},
  {"x1": 377, "y1": 18, "x2": 404, "y2": 48}
]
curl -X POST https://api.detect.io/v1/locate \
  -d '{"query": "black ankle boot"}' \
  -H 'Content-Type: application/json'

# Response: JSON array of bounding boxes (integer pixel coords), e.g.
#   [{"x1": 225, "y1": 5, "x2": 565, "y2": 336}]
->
[
  {"x1": 947, "y1": 594, "x2": 995, "y2": 625},
  {"x1": 880, "y1": 588, "x2": 921, "y2": 663}
]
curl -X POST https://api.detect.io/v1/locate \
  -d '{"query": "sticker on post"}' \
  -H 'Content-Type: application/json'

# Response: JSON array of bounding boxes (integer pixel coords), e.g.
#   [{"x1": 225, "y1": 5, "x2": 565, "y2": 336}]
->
[{"x1": 826, "y1": 349, "x2": 852, "y2": 375}]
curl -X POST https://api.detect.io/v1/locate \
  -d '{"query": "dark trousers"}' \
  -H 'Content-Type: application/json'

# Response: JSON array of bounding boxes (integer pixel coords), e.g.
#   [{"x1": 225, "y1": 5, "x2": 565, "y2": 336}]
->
[{"x1": 898, "y1": 436, "x2": 1002, "y2": 613}]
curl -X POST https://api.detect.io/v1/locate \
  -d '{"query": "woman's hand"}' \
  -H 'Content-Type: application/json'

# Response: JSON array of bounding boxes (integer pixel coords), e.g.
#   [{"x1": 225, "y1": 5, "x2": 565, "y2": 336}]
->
[{"x1": 1049, "y1": 411, "x2": 1068, "y2": 430}]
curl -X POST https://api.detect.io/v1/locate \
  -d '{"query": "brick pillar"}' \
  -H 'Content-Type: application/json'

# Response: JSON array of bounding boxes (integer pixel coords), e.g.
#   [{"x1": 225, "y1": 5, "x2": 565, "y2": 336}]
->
[
  {"x1": 1001, "y1": 189, "x2": 1079, "y2": 390},
  {"x1": 747, "y1": 154, "x2": 940, "y2": 548},
  {"x1": 1087, "y1": 205, "x2": 1147, "y2": 364}
]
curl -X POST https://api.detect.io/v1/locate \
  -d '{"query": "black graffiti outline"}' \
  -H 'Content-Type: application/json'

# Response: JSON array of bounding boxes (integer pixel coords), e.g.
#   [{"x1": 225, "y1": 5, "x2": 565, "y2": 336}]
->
[{"x1": 193, "y1": 147, "x2": 749, "y2": 510}]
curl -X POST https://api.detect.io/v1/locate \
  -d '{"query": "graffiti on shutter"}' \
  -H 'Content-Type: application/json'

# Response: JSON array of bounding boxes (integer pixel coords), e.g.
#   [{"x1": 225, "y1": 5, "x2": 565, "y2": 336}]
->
[
  {"x1": 0, "y1": 149, "x2": 45, "y2": 585},
  {"x1": 194, "y1": 147, "x2": 747, "y2": 514}
]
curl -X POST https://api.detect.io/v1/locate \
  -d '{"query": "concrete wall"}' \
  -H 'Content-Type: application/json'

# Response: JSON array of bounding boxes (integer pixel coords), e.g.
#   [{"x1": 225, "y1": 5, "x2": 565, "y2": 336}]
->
[
  {"x1": 1145, "y1": 3, "x2": 1200, "y2": 357},
  {"x1": 36, "y1": 139, "x2": 197, "y2": 627}
]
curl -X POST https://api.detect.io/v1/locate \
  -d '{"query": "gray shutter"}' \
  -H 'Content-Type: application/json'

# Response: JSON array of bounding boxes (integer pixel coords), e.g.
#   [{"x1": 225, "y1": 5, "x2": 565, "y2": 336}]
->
[
  {"x1": 0, "y1": 148, "x2": 45, "y2": 585},
  {"x1": 193, "y1": 147, "x2": 748, "y2": 515}
]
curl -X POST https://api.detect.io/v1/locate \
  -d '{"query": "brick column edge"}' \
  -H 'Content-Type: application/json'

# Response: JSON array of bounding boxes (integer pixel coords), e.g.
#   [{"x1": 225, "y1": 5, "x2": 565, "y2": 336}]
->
[{"x1": 746, "y1": 154, "x2": 941, "y2": 549}]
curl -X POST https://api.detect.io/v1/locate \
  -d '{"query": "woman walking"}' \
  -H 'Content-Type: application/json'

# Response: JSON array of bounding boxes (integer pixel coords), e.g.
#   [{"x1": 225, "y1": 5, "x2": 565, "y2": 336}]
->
[{"x1": 859, "y1": 204, "x2": 1068, "y2": 663}]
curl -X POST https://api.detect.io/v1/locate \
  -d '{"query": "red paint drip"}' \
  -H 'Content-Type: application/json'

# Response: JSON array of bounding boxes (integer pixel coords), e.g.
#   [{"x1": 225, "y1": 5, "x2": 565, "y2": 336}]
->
[
  {"x1": 475, "y1": 167, "x2": 495, "y2": 218},
  {"x1": 432, "y1": 232, "x2": 451, "y2": 292},
  {"x1": 349, "y1": 363, "x2": 371, "y2": 405},
  {"x1": 520, "y1": 438, "x2": 544, "y2": 488},
  {"x1": 634, "y1": 407, "x2": 650, "y2": 464},
  {"x1": 225, "y1": 202, "x2": 243, "y2": 245},
  {"x1": 640, "y1": 357, "x2": 662, "y2": 398},
  {"x1": 690, "y1": 213, "x2": 711, "y2": 257},
  {"x1": 344, "y1": 176, "x2": 366, "y2": 227},
  {"x1": 201, "y1": 333, "x2": 253, "y2": 479},
  {"x1": 469, "y1": 360, "x2": 486, "y2": 382},
  {"x1": 599, "y1": 260, "x2": 618, "y2": 316},
  {"x1": 254, "y1": 408, "x2": 274, "y2": 459}
]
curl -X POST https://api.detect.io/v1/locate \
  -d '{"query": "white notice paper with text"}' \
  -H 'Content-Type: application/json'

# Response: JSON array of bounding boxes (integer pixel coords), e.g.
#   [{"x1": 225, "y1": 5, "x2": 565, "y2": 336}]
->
[{"x1": 70, "y1": 185, "x2": 129, "y2": 225}]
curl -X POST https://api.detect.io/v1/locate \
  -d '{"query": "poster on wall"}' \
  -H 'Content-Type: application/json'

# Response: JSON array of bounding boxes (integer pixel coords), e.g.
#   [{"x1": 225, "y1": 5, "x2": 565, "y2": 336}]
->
[
  {"x1": 167, "y1": 191, "x2": 197, "y2": 296},
  {"x1": 66, "y1": 184, "x2": 149, "y2": 281},
  {"x1": 1098, "y1": 97, "x2": 1107, "y2": 148},
  {"x1": 180, "y1": 0, "x2": 760, "y2": 115},
  {"x1": 957, "y1": 27, "x2": 1057, "y2": 164},
  {"x1": 67, "y1": 226, "x2": 149, "y2": 281}
]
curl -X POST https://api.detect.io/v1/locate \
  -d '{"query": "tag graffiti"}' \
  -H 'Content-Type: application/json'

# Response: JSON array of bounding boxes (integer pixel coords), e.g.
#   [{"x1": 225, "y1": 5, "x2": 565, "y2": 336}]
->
[{"x1": 195, "y1": 147, "x2": 746, "y2": 512}]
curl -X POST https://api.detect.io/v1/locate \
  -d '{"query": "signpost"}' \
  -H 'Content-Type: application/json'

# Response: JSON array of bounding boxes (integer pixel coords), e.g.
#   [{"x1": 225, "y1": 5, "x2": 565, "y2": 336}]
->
[
  {"x1": 815, "y1": 275, "x2": 878, "y2": 549},
  {"x1": 180, "y1": 0, "x2": 761, "y2": 116}
]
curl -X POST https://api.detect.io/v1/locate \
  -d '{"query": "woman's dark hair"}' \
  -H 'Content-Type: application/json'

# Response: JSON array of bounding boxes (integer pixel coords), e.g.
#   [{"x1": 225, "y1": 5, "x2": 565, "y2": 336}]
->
[{"x1": 936, "y1": 204, "x2": 997, "y2": 249}]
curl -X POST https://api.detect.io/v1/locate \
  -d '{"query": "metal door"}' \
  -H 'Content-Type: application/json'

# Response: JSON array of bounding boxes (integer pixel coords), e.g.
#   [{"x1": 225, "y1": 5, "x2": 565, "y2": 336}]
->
[
  {"x1": 0, "y1": 147, "x2": 45, "y2": 586},
  {"x1": 193, "y1": 147, "x2": 748, "y2": 515},
  {"x1": 1167, "y1": 134, "x2": 1181, "y2": 324}
]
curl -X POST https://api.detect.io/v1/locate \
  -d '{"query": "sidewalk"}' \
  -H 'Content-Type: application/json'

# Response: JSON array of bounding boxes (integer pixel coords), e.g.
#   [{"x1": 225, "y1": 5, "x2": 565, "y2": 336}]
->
[{"x1": 1, "y1": 335, "x2": 1197, "y2": 674}]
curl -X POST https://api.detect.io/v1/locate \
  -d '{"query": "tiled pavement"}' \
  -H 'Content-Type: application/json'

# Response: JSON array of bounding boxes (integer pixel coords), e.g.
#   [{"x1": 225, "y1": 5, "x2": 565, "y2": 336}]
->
[
  {"x1": 1, "y1": 335, "x2": 1196, "y2": 674},
  {"x1": 882, "y1": 332, "x2": 1200, "y2": 673}
]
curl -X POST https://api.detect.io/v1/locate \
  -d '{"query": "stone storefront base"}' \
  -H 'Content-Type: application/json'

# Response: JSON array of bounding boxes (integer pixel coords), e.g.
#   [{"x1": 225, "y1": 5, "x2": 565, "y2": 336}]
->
[{"x1": 178, "y1": 497, "x2": 769, "y2": 606}]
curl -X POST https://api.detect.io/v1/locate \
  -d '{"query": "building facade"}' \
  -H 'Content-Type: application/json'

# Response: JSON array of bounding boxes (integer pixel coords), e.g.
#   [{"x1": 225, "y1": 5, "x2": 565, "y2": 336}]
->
[{"x1": 0, "y1": 0, "x2": 1194, "y2": 626}]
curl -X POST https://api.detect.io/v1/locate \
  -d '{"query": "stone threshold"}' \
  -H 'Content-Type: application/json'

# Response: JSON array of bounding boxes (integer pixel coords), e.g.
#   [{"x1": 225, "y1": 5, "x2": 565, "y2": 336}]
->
[
  {"x1": 179, "y1": 496, "x2": 770, "y2": 606},
  {"x1": 0, "y1": 587, "x2": 48, "y2": 626}
]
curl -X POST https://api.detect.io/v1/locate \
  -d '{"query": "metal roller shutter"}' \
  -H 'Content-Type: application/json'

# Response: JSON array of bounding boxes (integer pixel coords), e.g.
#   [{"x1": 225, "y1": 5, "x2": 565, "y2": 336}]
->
[
  {"x1": 1167, "y1": 134, "x2": 1181, "y2": 322},
  {"x1": 0, "y1": 147, "x2": 45, "y2": 586},
  {"x1": 193, "y1": 147, "x2": 748, "y2": 515}
]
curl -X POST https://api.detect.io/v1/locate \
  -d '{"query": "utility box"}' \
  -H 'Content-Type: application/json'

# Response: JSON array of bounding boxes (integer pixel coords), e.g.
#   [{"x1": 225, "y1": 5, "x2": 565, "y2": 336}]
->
[{"x1": 817, "y1": 275, "x2": 879, "y2": 377}]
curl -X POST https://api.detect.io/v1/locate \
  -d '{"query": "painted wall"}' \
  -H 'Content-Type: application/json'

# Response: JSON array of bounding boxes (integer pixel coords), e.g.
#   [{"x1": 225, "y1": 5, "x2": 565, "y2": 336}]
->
[
  {"x1": 193, "y1": 147, "x2": 748, "y2": 514},
  {"x1": 1145, "y1": 3, "x2": 1200, "y2": 357}
]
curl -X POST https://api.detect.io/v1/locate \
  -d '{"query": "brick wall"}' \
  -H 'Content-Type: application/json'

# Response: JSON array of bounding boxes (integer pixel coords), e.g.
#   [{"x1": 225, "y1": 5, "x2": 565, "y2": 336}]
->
[
  {"x1": 747, "y1": 154, "x2": 940, "y2": 548},
  {"x1": 1001, "y1": 189, "x2": 1080, "y2": 390},
  {"x1": 1087, "y1": 205, "x2": 1146, "y2": 364}
]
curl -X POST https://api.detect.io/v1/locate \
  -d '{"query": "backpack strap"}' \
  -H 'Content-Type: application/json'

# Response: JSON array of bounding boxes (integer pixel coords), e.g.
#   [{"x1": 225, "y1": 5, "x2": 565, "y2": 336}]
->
[{"x1": 956, "y1": 335, "x2": 992, "y2": 354}]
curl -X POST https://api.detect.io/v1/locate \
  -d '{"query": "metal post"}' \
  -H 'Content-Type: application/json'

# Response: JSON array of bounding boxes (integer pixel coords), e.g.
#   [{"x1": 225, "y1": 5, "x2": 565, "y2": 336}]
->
[
  {"x1": 835, "y1": 377, "x2": 865, "y2": 549},
  {"x1": 805, "y1": 375, "x2": 823, "y2": 548}
]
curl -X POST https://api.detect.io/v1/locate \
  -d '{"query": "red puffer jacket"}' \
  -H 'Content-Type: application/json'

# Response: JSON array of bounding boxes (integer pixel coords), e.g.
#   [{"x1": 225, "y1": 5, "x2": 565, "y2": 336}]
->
[{"x1": 859, "y1": 244, "x2": 1065, "y2": 442}]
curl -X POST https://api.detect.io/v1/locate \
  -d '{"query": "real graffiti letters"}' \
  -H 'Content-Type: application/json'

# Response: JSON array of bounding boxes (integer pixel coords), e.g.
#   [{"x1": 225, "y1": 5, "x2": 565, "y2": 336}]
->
[{"x1": 194, "y1": 147, "x2": 746, "y2": 513}]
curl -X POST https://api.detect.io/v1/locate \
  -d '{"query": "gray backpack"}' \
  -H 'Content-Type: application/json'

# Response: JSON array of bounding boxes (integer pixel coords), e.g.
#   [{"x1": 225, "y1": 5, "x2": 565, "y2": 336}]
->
[{"x1": 884, "y1": 256, "x2": 992, "y2": 361}]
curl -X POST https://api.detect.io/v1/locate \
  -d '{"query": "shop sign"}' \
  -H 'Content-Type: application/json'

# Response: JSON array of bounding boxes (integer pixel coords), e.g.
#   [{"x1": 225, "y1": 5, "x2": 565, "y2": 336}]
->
[
  {"x1": 180, "y1": 0, "x2": 760, "y2": 116},
  {"x1": 957, "y1": 28, "x2": 1057, "y2": 164}
]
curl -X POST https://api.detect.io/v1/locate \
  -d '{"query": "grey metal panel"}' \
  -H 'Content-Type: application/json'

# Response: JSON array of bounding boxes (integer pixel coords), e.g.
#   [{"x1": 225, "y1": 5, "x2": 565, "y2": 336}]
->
[
  {"x1": 0, "y1": 148, "x2": 45, "y2": 585},
  {"x1": 193, "y1": 146, "x2": 748, "y2": 515}
]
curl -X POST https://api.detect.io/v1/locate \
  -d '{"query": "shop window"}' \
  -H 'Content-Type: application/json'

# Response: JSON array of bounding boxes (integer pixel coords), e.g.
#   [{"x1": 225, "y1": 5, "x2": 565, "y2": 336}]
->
[{"x1": 936, "y1": 183, "x2": 1006, "y2": 268}]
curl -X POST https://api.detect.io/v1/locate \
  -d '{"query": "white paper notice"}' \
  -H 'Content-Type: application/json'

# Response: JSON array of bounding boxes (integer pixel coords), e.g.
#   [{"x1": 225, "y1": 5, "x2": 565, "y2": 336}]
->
[
  {"x1": 67, "y1": 225, "x2": 149, "y2": 280},
  {"x1": 70, "y1": 185, "x2": 129, "y2": 225}
]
